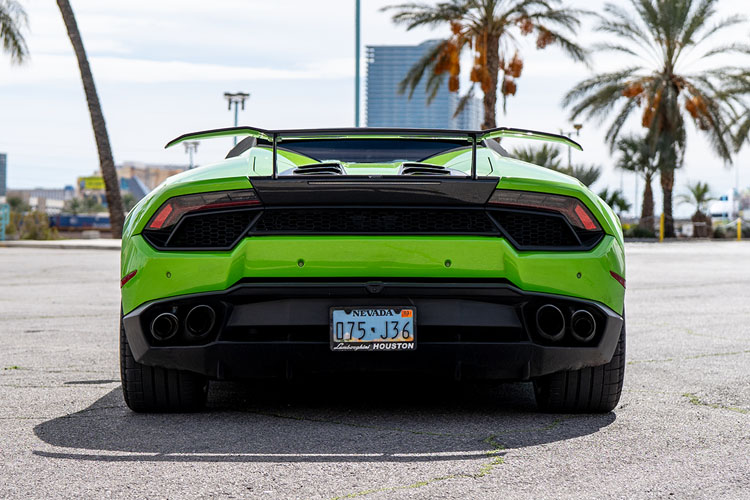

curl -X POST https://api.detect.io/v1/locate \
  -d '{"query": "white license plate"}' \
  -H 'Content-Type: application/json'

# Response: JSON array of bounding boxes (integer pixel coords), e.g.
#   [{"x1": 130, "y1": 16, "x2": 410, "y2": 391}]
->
[{"x1": 330, "y1": 307, "x2": 416, "y2": 351}]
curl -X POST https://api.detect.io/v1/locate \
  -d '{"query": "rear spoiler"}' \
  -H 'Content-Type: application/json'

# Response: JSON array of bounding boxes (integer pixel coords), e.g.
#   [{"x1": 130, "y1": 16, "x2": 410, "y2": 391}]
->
[{"x1": 165, "y1": 126, "x2": 583, "y2": 179}]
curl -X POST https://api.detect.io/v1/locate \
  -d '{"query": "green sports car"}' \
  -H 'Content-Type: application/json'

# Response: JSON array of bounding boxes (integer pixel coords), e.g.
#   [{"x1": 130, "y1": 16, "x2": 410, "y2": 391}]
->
[{"x1": 120, "y1": 126, "x2": 626, "y2": 413}]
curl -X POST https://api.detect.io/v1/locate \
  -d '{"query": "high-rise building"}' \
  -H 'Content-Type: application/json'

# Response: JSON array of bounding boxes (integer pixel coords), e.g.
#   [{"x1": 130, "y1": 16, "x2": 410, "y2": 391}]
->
[
  {"x1": 0, "y1": 153, "x2": 6, "y2": 197},
  {"x1": 366, "y1": 41, "x2": 482, "y2": 130}
]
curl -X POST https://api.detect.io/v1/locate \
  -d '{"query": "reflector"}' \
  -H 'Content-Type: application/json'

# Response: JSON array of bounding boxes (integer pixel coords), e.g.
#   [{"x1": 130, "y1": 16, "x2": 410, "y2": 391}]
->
[
  {"x1": 120, "y1": 270, "x2": 137, "y2": 288},
  {"x1": 610, "y1": 270, "x2": 626, "y2": 289}
]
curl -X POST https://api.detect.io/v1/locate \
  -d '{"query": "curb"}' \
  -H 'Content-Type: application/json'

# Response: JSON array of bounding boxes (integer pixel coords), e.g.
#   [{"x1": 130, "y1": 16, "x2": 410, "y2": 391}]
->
[{"x1": 0, "y1": 240, "x2": 121, "y2": 251}]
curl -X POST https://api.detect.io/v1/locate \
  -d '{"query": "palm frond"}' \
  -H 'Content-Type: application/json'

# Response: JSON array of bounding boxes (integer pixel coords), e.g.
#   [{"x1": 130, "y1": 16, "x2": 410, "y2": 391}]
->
[
  {"x1": 560, "y1": 164, "x2": 601, "y2": 187},
  {"x1": 397, "y1": 40, "x2": 448, "y2": 99},
  {"x1": 511, "y1": 143, "x2": 563, "y2": 170},
  {"x1": 0, "y1": 0, "x2": 29, "y2": 64},
  {"x1": 678, "y1": 180, "x2": 714, "y2": 211},
  {"x1": 383, "y1": 1, "x2": 467, "y2": 30},
  {"x1": 732, "y1": 108, "x2": 750, "y2": 151},
  {"x1": 452, "y1": 85, "x2": 476, "y2": 118},
  {"x1": 598, "y1": 187, "x2": 631, "y2": 213},
  {"x1": 425, "y1": 68, "x2": 447, "y2": 104}
]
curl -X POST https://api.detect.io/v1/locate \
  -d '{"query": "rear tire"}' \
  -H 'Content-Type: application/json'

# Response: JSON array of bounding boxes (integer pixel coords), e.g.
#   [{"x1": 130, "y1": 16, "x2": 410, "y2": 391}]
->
[
  {"x1": 120, "y1": 318, "x2": 208, "y2": 412},
  {"x1": 533, "y1": 317, "x2": 626, "y2": 413}
]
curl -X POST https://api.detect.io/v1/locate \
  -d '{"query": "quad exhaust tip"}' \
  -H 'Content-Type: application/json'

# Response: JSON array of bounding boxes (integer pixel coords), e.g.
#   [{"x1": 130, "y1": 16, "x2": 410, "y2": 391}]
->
[
  {"x1": 150, "y1": 312, "x2": 179, "y2": 341},
  {"x1": 185, "y1": 305, "x2": 216, "y2": 337},
  {"x1": 535, "y1": 304, "x2": 566, "y2": 342},
  {"x1": 570, "y1": 309, "x2": 597, "y2": 343}
]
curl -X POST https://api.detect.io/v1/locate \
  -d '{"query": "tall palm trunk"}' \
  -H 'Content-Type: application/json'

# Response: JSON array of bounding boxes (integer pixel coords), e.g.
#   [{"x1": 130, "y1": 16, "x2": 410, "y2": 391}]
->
[
  {"x1": 481, "y1": 35, "x2": 500, "y2": 130},
  {"x1": 640, "y1": 174, "x2": 654, "y2": 230},
  {"x1": 660, "y1": 168, "x2": 675, "y2": 238},
  {"x1": 57, "y1": 0, "x2": 124, "y2": 238}
]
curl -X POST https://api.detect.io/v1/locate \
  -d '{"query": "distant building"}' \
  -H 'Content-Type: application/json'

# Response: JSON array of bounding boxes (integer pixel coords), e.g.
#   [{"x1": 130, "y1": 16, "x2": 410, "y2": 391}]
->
[
  {"x1": 117, "y1": 162, "x2": 188, "y2": 198},
  {"x1": 6, "y1": 186, "x2": 75, "y2": 214},
  {"x1": 366, "y1": 41, "x2": 482, "y2": 129},
  {"x1": 0, "y1": 153, "x2": 6, "y2": 197}
]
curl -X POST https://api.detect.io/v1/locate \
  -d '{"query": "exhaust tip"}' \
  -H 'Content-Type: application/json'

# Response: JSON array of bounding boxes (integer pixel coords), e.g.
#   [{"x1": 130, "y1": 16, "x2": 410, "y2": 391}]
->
[
  {"x1": 150, "y1": 312, "x2": 179, "y2": 341},
  {"x1": 185, "y1": 305, "x2": 216, "y2": 337},
  {"x1": 535, "y1": 304, "x2": 565, "y2": 342},
  {"x1": 570, "y1": 309, "x2": 597, "y2": 342}
]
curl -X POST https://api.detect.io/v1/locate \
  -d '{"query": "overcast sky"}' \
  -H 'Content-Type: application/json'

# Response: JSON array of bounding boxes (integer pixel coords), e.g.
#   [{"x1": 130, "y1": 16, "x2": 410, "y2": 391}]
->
[{"x1": 1, "y1": 0, "x2": 748, "y2": 217}]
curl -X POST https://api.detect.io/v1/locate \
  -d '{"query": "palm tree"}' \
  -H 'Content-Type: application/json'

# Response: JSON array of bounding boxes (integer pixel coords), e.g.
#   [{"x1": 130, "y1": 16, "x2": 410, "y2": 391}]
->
[
  {"x1": 598, "y1": 187, "x2": 631, "y2": 215},
  {"x1": 615, "y1": 134, "x2": 660, "y2": 228},
  {"x1": 57, "y1": 0, "x2": 124, "y2": 238},
  {"x1": 678, "y1": 181, "x2": 714, "y2": 237},
  {"x1": 564, "y1": 164, "x2": 601, "y2": 187},
  {"x1": 512, "y1": 143, "x2": 563, "y2": 169},
  {"x1": 513, "y1": 144, "x2": 601, "y2": 187},
  {"x1": 563, "y1": 0, "x2": 750, "y2": 237},
  {"x1": 385, "y1": 0, "x2": 588, "y2": 128},
  {"x1": 0, "y1": 0, "x2": 28, "y2": 63}
]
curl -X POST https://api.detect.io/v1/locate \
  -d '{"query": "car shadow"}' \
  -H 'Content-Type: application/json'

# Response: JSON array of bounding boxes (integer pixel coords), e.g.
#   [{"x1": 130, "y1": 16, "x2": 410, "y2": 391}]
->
[{"x1": 33, "y1": 377, "x2": 616, "y2": 463}]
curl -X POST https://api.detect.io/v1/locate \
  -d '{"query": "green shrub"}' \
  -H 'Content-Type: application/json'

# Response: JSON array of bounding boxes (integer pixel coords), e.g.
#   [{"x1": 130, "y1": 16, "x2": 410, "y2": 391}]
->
[
  {"x1": 19, "y1": 211, "x2": 58, "y2": 240},
  {"x1": 624, "y1": 226, "x2": 656, "y2": 238}
]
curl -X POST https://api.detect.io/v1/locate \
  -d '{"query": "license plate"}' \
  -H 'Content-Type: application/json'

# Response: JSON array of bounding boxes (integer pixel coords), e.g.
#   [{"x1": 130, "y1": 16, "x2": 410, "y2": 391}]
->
[{"x1": 330, "y1": 307, "x2": 416, "y2": 351}]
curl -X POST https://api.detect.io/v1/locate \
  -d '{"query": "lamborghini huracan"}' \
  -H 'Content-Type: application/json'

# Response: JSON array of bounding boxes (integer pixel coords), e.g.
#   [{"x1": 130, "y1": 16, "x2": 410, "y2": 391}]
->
[{"x1": 119, "y1": 126, "x2": 626, "y2": 413}]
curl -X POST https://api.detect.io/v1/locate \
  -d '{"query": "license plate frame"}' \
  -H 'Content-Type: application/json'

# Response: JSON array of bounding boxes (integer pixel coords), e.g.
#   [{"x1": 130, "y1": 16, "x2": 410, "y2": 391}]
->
[{"x1": 329, "y1": 306, "x2": 416, "y2": 352}]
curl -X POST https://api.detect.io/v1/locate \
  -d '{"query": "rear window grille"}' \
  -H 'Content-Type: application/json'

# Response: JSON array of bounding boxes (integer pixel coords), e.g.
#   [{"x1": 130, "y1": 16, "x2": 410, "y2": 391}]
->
[
  {"x1": 142, "y1": 207, "x2": 600, "y2": 251},
  {"x1": 158, "y1": 210, "x2": 256, "y2": 248},
  {"x1": 490, "y1": 210, "x2": 580, "y2": 248},
  {"x1": 252, "y1": 208, "x2": 499, "y2": 234}
]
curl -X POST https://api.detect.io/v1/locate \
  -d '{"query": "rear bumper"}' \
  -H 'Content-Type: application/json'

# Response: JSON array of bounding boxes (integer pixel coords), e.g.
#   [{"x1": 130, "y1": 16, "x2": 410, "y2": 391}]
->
[{"x1": 122, "y1": 280, "x2": 623, "y2": 380}]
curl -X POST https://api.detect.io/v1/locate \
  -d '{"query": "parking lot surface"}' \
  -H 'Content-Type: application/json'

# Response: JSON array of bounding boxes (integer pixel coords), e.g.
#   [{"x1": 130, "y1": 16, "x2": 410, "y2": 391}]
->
[{"x1": 0, "y1": 242, "x2": 748, "y2": 499}]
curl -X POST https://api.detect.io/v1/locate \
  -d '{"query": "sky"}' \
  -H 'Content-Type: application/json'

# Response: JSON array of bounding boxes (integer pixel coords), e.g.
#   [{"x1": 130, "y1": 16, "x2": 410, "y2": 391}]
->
[{"x1": 1, "y1": 0, "x2": 749, "y2": 218}]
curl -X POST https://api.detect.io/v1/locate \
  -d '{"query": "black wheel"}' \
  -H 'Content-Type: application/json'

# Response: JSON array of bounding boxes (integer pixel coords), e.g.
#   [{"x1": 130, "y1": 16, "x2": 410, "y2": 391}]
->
[
  {"x1": 120, "y1": 318, "x2": 208, "y2": 413},
  {"x1": 533, "y1": 317, "x2": 626, "y2": 413}
]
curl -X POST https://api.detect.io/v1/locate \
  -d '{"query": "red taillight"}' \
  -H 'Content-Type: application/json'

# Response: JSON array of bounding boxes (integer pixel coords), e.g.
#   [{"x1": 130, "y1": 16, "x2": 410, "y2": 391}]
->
[
  {"x1": 488, "y1": 190, "x2": 601, "y2": 231},
  {"x1": 149, "y1": 203, "x2": 173, "y2": 230},
  {"x1": 120, "y1": 270, "x2": 137, "y2": 288},
  {"x1": 146, "y1": 189, "x2": 260, "y2": 231},
  {"x1": 610, "y1": 271, "x2": 626, "y2": 289}
]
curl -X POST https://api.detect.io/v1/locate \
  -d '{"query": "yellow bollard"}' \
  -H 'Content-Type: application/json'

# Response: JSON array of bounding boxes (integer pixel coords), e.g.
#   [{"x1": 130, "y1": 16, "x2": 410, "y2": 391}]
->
[
  {"x1": 738, "y1": 218, "x2": 742, "y2": 241},
  {"x1": 659, "y1": 213, "x2": 665, "y2": 242}
]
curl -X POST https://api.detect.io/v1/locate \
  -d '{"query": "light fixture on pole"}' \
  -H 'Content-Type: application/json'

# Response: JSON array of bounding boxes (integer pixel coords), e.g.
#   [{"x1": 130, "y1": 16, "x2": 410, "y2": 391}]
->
[
  {"x1": 184, "y1": 141, "x2": 200, "y2": 169},
  {"x1": 560, "y1": 123, "x2": 583, "y2": 169},
  {"x1": 223, "y1": 92, "x2": 250, "y2": 145}
]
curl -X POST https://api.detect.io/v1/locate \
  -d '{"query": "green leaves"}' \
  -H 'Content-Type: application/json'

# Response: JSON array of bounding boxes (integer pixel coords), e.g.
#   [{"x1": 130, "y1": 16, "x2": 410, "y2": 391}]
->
[
  {"x1": 678, "y1": 180, "x2": 714, "y2": 212},
  {"x1": 385, "y1": 0, "x2": 590, "y2": 120},
  {"x1": 564, "y1": 0, "x2": 750, "y2": 164},
  {"x1": 0, "y1": 0, "x2": 29, "y2": 64},
  {"x1": 511, "y1": 143, "x2": 601, "y2": 187}
]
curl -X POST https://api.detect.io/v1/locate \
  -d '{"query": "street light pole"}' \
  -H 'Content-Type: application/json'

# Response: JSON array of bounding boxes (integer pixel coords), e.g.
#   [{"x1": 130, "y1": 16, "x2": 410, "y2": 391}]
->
[
  {"x1": 560, "y1": 123, "x2": 583, "y2": 169},
  {"x1": 223, "y1": 92, "x2": 250, "y2": 145},
  {"x1": 354, "y1": 0, "x2": 361, "y2": 127},
  {"x1": 184, "y1": 141, "x2": 199, "y2": 169}
]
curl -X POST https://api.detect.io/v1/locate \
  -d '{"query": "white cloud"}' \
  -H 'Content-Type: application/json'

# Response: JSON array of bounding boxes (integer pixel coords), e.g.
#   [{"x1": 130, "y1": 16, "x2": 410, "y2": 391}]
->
[{"x1": 0, "y1": 54, "x2": 353, "y2": 85}]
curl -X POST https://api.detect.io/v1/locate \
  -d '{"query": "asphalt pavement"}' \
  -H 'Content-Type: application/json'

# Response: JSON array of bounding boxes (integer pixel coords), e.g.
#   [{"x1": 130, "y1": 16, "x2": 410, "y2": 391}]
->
[{"x1": 0, "y1": 242, "x2": 748, "y2": 499}]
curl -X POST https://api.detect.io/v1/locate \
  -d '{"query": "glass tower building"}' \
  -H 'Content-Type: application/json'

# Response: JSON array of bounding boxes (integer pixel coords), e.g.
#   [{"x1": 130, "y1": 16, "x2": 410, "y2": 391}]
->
[{"x1": 366, "y1": 41, "x2": 482, "y2": 130}]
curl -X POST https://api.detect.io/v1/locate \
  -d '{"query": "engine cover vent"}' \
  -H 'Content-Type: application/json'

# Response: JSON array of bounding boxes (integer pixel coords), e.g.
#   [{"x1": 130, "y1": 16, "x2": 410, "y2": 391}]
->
[
  {"x1": 290, "y1": 163, "x2": 344, "y2": 176},
  {"x1": 399, "y1": 163, "x2": 465, "y2": 176}
]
